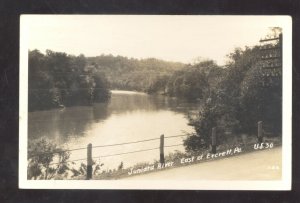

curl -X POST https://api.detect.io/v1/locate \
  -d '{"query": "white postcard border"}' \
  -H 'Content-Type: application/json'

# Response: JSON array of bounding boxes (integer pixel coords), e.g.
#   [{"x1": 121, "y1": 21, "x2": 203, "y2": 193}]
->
[{"x1": 19, "y1": 15, "x2": 292, "y2": 190}]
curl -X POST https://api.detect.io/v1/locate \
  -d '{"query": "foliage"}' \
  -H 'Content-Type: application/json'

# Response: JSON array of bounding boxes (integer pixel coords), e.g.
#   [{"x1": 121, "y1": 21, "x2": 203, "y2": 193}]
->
[
  {"x1": 30, "y1": 50, "x2": 223, "y2": 105},
  {"x1": 93, "y1": 71, "x2": 111, "y2": 102},
  {"x1": 27, "y1": 137, "x2": 106, "y2": 180},
  {"x1": 184, "y1": 30, "x2": 282, "y2": 152},
  {"x1": 87, "y1": 55, "x2": 185, "y2": 92},
  {"x1": 86, "y1": 55, "x2": 225, "y2": 101},
  {"x1": 70, "y1": 161, "x2": 104, "y2": 178},
  {"x1": 239, "y1": 64, "x2": 282, "y2": 134},
  {"x1": 28, "y1": 50, "x2": 111, "y2": 111},
  {"x1": 27, "y1": 137, "x2": 70, "y2": 180},
  {"x1": 164, "y1": 150, "x2": 188, "y2": 162},
  {"x1": 166, "y1": 60, "x2": 224, "y2": 100}
]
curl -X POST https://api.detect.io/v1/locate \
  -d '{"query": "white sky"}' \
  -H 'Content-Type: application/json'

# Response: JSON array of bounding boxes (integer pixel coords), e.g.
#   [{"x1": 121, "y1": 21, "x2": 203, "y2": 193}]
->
[{"x1": 23, "y1": 15, "x2": 285, "y2": 65}]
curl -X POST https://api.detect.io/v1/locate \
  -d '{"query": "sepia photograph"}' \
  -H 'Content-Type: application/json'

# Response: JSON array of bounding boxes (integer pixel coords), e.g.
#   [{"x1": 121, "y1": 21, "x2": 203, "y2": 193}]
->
[{"x1": 19, "y1": 15, "x2": 292, "y2": 190}]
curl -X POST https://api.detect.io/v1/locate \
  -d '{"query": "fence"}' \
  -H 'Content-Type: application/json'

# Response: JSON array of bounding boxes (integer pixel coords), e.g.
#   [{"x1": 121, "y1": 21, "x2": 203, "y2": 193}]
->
[{"x1": 29, "y1": 121, "x2": 265, "y2": 179}]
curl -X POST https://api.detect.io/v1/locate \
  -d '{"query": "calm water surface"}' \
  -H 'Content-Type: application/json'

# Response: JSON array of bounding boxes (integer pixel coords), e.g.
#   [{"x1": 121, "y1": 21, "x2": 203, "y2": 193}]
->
[{"x1": 28, "y1": 90, "x2": 201, "y2": 170}]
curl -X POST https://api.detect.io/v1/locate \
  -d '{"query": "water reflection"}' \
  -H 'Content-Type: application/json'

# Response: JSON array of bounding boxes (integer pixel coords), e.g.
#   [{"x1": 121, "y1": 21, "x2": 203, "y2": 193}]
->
[
  {"x1": 104, "y1": 91, "x2": 200, "y2": 116},
  {"x1": 93, "y1": 103, "x2": 109, "y2": 122},
  {"x1": 28, "y1": 106, "x2": 94, "y2": 143},
  {"x1": 28, "y1": 90, "x2": 201, "y2": 169}
]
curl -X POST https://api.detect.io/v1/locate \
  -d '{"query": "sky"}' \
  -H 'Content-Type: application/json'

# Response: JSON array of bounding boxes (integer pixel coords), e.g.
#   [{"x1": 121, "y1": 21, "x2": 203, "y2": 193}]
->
[{"x1": 22, "y1": 15, "x2": 285, "y2": 65}]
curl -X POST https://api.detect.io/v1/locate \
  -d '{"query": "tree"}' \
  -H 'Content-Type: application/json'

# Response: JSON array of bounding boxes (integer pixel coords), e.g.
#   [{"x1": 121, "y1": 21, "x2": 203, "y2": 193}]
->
[
  {"x1": 86, "y1": 54, "x2": 185, "y2": 92},
  {"x1": 239, "y1": 60, "x2": 282, "y2": 134},
  {"x1": 28, "y1": 50, "x2": 111, "y2": 111},
  {"x1": 184, "y1": 29, "x2": 282, "y2": 152},
  {"x1": 28, "y1": 50, "x2": 59, "y2": 111},
  {"x1": 93, "y1": 71, "x2": 111, "y2": 102}
]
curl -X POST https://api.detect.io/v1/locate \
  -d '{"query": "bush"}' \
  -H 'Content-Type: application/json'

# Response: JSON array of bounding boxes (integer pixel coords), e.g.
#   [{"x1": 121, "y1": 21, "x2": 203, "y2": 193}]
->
[{"x1": 27, "y1": 137, "x2": 70, "y2": 180}]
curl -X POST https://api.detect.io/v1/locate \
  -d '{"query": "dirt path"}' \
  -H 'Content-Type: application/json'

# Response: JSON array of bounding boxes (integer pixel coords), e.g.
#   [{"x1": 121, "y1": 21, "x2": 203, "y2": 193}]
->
[{"x1": 123, "y1": 147, "x2": 282, "y2": 180}]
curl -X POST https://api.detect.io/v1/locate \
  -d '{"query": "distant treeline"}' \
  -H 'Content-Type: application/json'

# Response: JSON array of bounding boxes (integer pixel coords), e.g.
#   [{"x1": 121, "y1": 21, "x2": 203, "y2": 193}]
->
[
  {"x1": 28, "y1": 50, "x2": 110, "y2": 111},
  {"x1": 87, "y1": 55, "x2": 184, "y2": 93},
  {"x1": 29, "y1": 50, "x2": 226, "y2": 112},
  {"x1": 87, "y1": 55, "x2": 225, "y2": 100}
]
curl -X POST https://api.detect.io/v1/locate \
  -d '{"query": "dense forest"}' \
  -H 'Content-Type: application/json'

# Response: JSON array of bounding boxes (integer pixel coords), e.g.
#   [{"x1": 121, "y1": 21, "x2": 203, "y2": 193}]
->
[
  {"x1": 87, "y1": 55, "x2": 225, "y2": 100},
  {"x1": 28, "y1": 50, "x2": 111, "y2": 111},
  {"x1": 29, "y1": 50, "x2": 225, "y2": 111},
  {"x1": 87, "y1": 55, "x2": 185, "y2": 92}
]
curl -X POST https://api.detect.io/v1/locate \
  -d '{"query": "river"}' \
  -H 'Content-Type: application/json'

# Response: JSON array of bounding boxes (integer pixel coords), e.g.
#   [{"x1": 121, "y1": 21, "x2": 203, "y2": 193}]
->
[{"x1": 28, "y1": 90, "x2": 201, "y2": 170}]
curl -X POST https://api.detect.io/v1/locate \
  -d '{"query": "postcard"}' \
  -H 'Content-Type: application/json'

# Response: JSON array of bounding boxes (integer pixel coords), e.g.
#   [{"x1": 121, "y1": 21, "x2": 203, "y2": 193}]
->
[{"x1": 19, "y1": 15, "x2": 292, "y2": 190}]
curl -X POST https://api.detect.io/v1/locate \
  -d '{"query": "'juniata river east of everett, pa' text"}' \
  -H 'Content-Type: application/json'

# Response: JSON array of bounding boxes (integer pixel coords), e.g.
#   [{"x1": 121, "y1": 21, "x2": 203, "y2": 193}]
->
[{"x1": 128, "y1": 146, "x2": 243, "y2": 176}]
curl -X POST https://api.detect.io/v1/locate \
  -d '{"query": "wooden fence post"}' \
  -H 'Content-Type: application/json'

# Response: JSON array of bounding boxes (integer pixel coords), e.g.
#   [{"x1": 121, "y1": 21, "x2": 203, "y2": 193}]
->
[
  {"x1": 258, "y1": 121, "x2": 263, "y2": 143},
  {"x1": 87, "y1": 143, "x2": 92, "y2": 180},
  {"x1": 160, "y1": 134, "x2": 165, "y2": 164},
  {"x1": 211, "y1": 127, "x2": 217, "y2": 154}
]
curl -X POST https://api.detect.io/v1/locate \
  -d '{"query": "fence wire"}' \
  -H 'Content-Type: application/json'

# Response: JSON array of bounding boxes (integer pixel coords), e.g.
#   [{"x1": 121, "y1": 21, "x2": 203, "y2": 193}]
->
[
  {"x1": 29, "y1": 134, "x2": 188, "y2": 158},
  {"x1": 47, "y1": 143, "x2": 184, "y2": 166}
]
